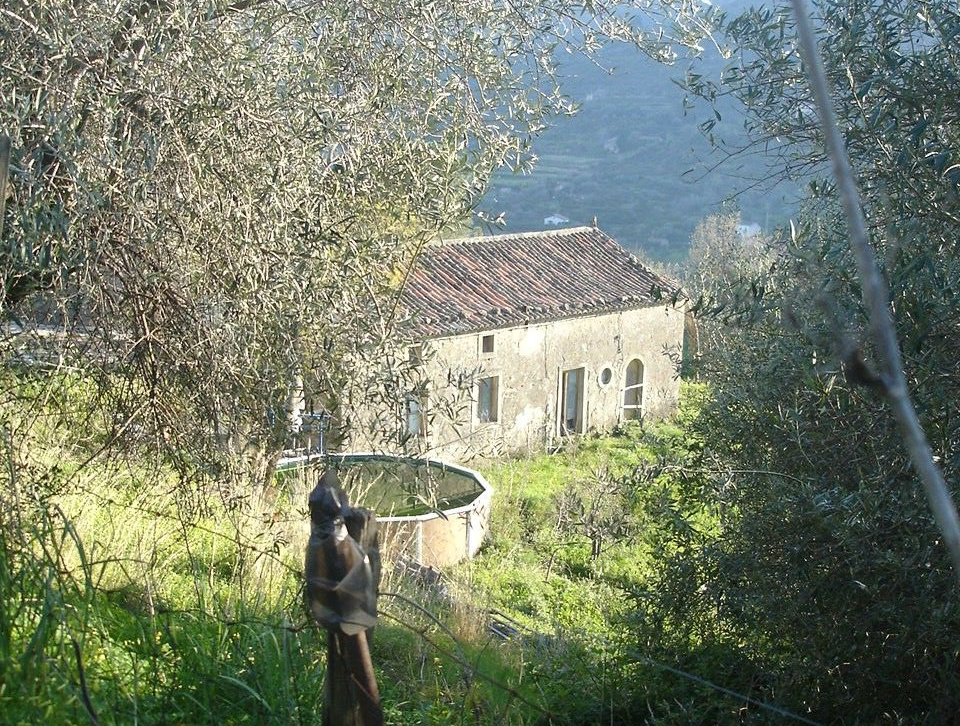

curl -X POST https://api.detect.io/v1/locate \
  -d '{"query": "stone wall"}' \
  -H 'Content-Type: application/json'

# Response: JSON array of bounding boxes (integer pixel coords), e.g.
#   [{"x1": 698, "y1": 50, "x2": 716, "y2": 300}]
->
[{"x1": 414, "y1": 303, "x2": 685, "y2": 458}]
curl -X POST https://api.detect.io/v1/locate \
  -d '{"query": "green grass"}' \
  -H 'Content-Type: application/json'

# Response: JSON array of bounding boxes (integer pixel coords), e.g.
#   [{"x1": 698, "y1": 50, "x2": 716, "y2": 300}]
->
[
  {"x1": 1, "y1": 480, "x2": 543, "y2": 725},
  {"x1": 477, "y1": 424, "x2": 655, "y2": 515},
  {"x1": 2, "y1": 373, "x2": 718, "y2": 725},
  {"x1": 433, "y1": 384, "x2": 723, "y2": 722},
  {"x1": 0, "y1": 386, "x2": 541, "y2": 726}
]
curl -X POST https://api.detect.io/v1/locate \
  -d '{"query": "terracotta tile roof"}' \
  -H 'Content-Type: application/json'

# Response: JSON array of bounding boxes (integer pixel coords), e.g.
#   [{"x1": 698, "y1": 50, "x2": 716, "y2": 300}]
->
[{"x1": 400, "y1": 226, "x2": 680, "y2": 339}]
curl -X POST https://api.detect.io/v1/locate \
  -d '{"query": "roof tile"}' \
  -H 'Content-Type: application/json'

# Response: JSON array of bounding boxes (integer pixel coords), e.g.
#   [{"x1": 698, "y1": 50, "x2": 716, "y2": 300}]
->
[{"x1": 401, "y1": 226, "x2": 680, "y2": 338}]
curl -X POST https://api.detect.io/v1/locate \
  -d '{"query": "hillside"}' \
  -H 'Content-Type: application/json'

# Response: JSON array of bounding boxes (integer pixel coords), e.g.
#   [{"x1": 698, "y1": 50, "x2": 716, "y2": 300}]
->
[{"x1": 480, "y1": 38, "x2": 799, "y2": 261}]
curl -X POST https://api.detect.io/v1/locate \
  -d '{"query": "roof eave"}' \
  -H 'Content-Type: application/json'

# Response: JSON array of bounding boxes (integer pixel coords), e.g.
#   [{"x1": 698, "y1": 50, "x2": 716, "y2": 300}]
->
[{"x1": 401, "y1": 294, "x2": 686, "y2": 342}]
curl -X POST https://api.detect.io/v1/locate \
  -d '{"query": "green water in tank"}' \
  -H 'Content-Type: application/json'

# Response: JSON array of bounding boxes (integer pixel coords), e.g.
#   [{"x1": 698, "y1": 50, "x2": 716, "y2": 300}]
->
[{"x1": 276, "y1": 454, "x2": 483, "y2": 517}]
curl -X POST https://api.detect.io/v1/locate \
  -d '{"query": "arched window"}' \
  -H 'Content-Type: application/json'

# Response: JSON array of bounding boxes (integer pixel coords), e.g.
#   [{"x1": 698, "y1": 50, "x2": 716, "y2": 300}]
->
[{"x1": 622, "y1": 359, "x2": 644, "y2": 421}]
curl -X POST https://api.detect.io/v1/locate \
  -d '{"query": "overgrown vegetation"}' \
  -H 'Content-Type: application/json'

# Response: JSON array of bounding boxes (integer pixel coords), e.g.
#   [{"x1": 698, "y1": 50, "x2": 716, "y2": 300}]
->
[
  {"x1": 0, "y1": 371, "x2": 542, "y2": 725},
  {"x1": 451, "y1": 389, "x2": 733, "y2": 725},
  {"x1": 3, "y1": 357, "x2": 957, "y2": 724},
  {"x1": 3, "y1": 0, "x2": 960, "y2": 724},
  {"x1": 661, "y1": 1, "x2": 960, "y2": 721}
]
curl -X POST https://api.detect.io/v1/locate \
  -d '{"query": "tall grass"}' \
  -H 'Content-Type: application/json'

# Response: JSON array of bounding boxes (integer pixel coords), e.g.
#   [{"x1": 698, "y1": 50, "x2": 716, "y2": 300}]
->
[
  {"x1": 0, "y1": 371, "x2": 540, "y2": 725},
  {"x1": 2, "y1": 372, "x2": 722, "y2": 725},
  {"x1": 2, "y1": 473, "x2": 544, "y2": 725},
  {"x1": 0, "y1": 469, "x2": 327, "y2": 725}
]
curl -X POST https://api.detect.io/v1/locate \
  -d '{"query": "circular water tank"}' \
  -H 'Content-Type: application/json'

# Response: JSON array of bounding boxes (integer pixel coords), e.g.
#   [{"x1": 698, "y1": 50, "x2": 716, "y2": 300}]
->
[{"x1": 277, "y1": 453, "x2": 493, "y2": 569}]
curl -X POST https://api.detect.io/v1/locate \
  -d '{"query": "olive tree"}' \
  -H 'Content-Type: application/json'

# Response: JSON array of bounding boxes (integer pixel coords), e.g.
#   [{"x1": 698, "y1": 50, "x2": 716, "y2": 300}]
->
[
  {"x1": 0, "y1": 0, "x2": 719, "y2": 484},
  {"x1": 640, "y1": 1, "x2": 960, "y2": 721}
]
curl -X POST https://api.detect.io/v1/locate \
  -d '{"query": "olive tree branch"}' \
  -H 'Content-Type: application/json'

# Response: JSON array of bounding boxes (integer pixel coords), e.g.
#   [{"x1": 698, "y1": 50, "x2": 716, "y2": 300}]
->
[
  {"x1": 0, "y1": 135, "x2": 9, "y2": 242},
  {"x1": 790, "y1": 0, "x2": 960, "y2": 579}
]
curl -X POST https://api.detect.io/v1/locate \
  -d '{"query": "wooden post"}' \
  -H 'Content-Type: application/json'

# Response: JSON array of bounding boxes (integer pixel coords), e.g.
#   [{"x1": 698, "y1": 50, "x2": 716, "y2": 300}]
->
[
  {"x1": 327, "y1": 630, "x2": 381, "y2": 726},
  {"x1": 306, "y1": 471, "x2": 383, "y2": 726}
]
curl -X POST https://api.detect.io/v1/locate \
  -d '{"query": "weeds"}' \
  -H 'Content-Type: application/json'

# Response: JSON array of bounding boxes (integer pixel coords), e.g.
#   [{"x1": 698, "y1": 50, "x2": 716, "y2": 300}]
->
[
  {"x1": 2, "y1": 377, "x2": 736, "y2": 725},
  {"x1": 0, "y1": 408, "x2": 536, "y2": 726}
]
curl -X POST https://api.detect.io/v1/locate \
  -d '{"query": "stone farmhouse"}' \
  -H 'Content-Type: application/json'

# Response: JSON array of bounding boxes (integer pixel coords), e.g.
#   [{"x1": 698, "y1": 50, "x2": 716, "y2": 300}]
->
[{"x1": 374, "y1": 225, "x2": 686, "y2": 458}]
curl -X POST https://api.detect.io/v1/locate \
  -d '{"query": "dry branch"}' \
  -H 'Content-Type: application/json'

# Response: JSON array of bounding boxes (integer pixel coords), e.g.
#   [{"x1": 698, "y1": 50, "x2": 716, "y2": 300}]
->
[{"x1": 0, "y1": 135, "x2": 9, "y2": 242}]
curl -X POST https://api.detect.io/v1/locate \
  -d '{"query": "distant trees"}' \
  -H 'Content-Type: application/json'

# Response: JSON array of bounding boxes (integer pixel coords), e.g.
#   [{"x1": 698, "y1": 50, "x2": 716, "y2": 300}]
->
[
  {"x1": 642, "y1": 0, "x2": 960, "y2": 721},
  {"x1": 683, "y1": 212, "x2": 774, "y2": 323}
]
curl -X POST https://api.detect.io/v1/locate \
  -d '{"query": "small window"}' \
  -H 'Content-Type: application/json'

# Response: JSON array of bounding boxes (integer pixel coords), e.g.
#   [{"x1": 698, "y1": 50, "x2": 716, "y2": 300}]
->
[
  {"x1": 481, "y1": 334, "x2": 495, "y2": 354},
  {"x1": 622, "y1": 359, "x2": 645, "y2": 421},
  {"x1": 405, "y1": 394, "x2": 426, "y2": 437},
  {"x1": 599, "y1": 367, "x2": 613, "y2": 386},
  {"x1": 477, "y1": 376, "x2": 499, "y2": 423}
]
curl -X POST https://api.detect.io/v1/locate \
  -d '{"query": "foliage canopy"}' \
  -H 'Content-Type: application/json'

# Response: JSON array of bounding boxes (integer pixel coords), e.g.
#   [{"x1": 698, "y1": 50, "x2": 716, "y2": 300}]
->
[
  {"x1": 660, "y1": 1, "x2": 960, "y2": 721},
  {"x1": 0, "y1": 0, "x2": 717, "y2": 474}
]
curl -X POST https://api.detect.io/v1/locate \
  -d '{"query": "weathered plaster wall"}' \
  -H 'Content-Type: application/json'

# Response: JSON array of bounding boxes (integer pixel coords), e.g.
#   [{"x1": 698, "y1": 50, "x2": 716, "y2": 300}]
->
[{"x1": 418, "y1": 303, "x2": 685, "y2": 458}]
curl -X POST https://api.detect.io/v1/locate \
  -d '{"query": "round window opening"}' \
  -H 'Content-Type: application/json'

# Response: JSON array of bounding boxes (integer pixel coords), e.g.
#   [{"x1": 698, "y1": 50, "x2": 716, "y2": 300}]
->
[{"x1": 599, "y1": 367, "x2": 613, "y2": 385}]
